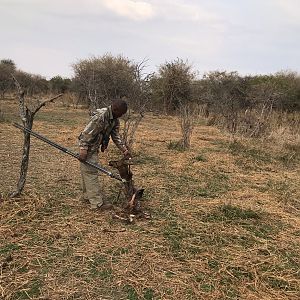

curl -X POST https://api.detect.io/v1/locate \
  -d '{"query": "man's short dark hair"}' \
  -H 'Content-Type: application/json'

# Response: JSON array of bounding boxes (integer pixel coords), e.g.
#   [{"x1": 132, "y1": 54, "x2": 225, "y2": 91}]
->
[{"x1": 112, "y1": 99, "x2": 128, "y2": 113}]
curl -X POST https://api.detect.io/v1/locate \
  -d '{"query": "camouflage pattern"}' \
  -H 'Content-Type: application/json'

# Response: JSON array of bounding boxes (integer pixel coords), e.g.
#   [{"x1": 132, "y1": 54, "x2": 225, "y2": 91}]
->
[
  {"x1": 78, "y1": 105, "x2": 126, "y2": 153},
  {"x1": 78, "y1": 105, "x2": 126, "y2": 209}
]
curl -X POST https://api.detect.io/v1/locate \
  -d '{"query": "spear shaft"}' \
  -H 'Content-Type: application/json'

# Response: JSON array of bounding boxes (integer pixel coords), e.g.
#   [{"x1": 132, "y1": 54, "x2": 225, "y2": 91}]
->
[{"x1": 13, "y1": 122, "x2": 123, "y2": 182}]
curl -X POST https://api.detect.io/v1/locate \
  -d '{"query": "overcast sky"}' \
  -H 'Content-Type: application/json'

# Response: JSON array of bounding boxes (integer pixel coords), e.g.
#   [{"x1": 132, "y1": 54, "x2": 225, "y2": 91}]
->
[{"x1": 1, "y1": 0, "x2": 300, "y2": 79}]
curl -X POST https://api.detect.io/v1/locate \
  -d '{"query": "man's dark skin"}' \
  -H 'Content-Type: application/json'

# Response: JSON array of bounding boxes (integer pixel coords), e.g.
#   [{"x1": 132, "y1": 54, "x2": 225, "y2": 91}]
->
[{"x1": 79, "y1": 102, "x2": 130, "y2": 161}]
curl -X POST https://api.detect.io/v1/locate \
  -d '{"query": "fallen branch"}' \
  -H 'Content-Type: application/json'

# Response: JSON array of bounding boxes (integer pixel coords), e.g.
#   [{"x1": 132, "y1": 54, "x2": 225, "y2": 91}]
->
[{"x1": 102, "y1": 227, "x2": 126, "y2": 233}]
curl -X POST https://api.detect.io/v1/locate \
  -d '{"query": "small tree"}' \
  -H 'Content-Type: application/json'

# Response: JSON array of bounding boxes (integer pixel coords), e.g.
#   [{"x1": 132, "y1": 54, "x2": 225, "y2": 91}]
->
[
  {"x1": 10, "y1": 77, "x2": 62, "y2": 197},
  {"x1": 155, "y1": 59, "x2": 196, "y2": 149},
  {"x1": 246, "y1": 74, "x2": 290, "y2": 137},
  {"x1": 121, "y1": 60, "x2": 153, "y2": 151},
  {"x1": 200, "y1": 71, "x2": 250, "y2": 134},
  {"x1": 0, "y1": 59, "x2": 16, "y2": 98},
  {"x1": 72, "y1": 54, "x2": 138, "y2": 111},
  {"x1": 270, "y1": 71, "x2": 300, "y2": 112},
  {"x1": 179, "y1": 103, "x2": 198, "y2": 149},
  {"x1": 155, "y1": 58, "x2": 195, "y2": 114},
  {"x1": 73, "y1": 54, "x2": 152, "y2": 151},
  {"x1": 49, "y1": 75, "x2": 71, "y2": 94}
]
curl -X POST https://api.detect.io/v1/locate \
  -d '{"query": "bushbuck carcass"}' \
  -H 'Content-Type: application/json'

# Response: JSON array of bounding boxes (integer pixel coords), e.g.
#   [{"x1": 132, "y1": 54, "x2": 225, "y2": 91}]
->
[{"x1": 109, "y1": 158, "x2": 144, "y2": 215}]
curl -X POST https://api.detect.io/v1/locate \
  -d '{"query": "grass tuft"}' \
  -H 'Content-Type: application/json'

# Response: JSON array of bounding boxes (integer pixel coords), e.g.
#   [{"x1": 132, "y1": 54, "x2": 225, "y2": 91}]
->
[{"x1": 167, "y1": 140, "x2": 185, "y2": 152}]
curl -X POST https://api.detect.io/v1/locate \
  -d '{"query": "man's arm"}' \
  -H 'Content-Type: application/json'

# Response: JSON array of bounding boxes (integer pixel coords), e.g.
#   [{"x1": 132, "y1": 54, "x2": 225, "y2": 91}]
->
[{"x1": 111, "y1": 119, "x2": 131, "y2": 157}]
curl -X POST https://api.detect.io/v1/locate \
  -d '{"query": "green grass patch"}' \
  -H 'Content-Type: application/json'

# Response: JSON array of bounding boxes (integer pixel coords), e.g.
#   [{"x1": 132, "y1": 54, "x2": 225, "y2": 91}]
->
[
  {"x1": 293, "y1": 230, "x2": 300, "y2": 237},
  {"x1": 26, "y1": 231, "x2": 44, "y2": 247},
  {"x1": 0, "y1": 243, "x2": 21, "y2": 254},
  {"x1": 278, "y1": 153, "x2": 298, "y2": 167},
  {"x1": 143, "y1": 288, "x2": 155, "y2": 300},
  {"x1": 278, "y1": 248, "x2": 300, "y2": 271},
  {"x1": 226, "y1": 266, "x2": 254, "y2": 280},
  {"x1": 279, "y1": 143, "x2": 300, "y2": 166},
  {"x1": 192, "y1": 234, "x2": 228, "y2": 248},
  {"x1": 202, "y1": 205, "x2": 282, "y2": 240},
  {"x1": 194, "y1": 173, "x2": 230, "y2": 198},
  {"x1": 229, "y1": 140, "x2": 272, "y2": 163},
  {"x1": 35, "y1": 110, "x2": 80, "y2": 126},
  {"x1": 208, "y1": 259, "x2": 219, "y2": 270},
  {"x1": 223, "y1": 287, "x2": 240, "y2": 300},
  {"x1": 211, "y1": 139, "x2": 229, "y2": 149},
  {"x1": 88, "y1": 254, "x2": 113, "y2": 281},
  {"x1": 163, "y1": 220, "x2": 185, "y2": 254},
  {"x1": 0, "y1": 109, "x2": 8, "y2": 123},
  {"x1": 165, "y1": 271, "x2": 176, "y2": 278},
  {"x1": 202, "y1": 205, "x2": 260, "y2": 222},
  {"x1": 89, "y1": 261, "x2": 113, "y2": 280},
  {"x1": 258, "y1": 179, "x2": 299, "y2": 210},
  {"x1": 167, "y1": 140, "x2": 185, "y2": 152},
  {"x1": 200, "y1": 283, "x2": 215, "y2": 292},
  {"x1": 13, "y1": 277, "x2": 42, "y2": 299},
  {"x1": 230, "y1": 234, "x2": 258, "y2": 248},
  {"x1": 193, "y1": 153, "x2": 207, "y2": 162},
  {"x1": 243, "y1": 223, "x2": 279, "y2": 239},
  {"x1": 124, "y1": 285, "x2": 139, "y2": 300},
  {"x1": 190, "y1": 229, "x2": 259, "y2": 250},
  {"x1": 61, "y1": 204, "x2": 72, "y2": 216},
  {"x1": 193, "y1": 272, "x2": 206, "y2": 282},
  {"x1": 89, "y1": 254, "x2": 107, "y2": 265},
  {"x1": 264, "y1": 276, "x2": 295, "y2": 291},
  {"x1": 113, "y1": 247, "x2": 130, "y2": 256},
  {"x1": 134, "y1": 153, "x2": 162, "y2": 165},
  {"x1": 106, "y1": 246, "x2": 131, "y2": 262}
]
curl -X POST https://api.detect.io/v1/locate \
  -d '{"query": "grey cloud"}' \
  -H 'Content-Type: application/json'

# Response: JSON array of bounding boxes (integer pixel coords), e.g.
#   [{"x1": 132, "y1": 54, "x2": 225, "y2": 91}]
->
[{"x1": 0, "y1": 0, "x2": 299, "y2": 78}]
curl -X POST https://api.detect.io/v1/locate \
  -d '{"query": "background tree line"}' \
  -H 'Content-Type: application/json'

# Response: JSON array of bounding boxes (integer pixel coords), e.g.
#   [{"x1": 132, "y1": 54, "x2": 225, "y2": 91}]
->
[
  {"x1": 0, "y1": 59, "x2": 72, "y2": 98},
  {"x1": 1, "y1": 56, "x2": 299, "y2": 113},
  {"x1": 1, "y1": 55, "x2": 300, "y2": 145}
]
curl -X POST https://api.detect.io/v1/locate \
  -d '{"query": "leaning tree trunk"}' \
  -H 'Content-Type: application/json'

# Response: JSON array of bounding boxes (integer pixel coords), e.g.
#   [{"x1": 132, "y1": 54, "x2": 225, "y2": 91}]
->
[
  {"x1": 10, "y1": 77, "x2": 62, "y2": 198},
  {"x1": 10, "y1": 112, "x2": 33, "y2": 197}
]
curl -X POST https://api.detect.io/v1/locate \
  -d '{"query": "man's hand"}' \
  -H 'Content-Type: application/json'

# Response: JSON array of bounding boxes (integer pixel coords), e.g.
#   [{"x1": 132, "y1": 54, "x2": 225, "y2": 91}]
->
[
  {"x1": 79, "y1": 148, "x2": 88, "y2": 161},
  {"x1": 123, "y1": 149, "x2": 132, "y2": 159}
]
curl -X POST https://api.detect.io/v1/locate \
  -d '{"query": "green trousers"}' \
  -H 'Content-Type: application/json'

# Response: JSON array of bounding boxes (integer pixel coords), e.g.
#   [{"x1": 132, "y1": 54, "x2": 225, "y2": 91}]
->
[{"x1": 80, "y1": 151, "x2": 103, "y2": 209}]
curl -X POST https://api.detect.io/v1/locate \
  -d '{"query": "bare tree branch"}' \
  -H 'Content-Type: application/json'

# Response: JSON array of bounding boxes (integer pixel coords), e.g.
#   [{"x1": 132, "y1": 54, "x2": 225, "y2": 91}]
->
[
  {"x1": 33, "y1": 93, "x2": 63, "y2": 115},
  {"x1": 12, "y1": 75, "x2": 26, "y2": 123}
]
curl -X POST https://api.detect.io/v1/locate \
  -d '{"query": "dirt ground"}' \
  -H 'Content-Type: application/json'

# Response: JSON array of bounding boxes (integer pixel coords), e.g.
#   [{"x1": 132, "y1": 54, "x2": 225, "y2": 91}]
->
[{"x1": 0, "y1": 99, "x2": 299, "y2": 300}]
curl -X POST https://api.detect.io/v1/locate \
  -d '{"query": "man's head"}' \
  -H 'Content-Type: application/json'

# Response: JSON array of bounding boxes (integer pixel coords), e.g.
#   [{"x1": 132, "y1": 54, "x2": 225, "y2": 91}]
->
[{"x1": 111, "y1": 99, "x2": 128, "y2": 118}]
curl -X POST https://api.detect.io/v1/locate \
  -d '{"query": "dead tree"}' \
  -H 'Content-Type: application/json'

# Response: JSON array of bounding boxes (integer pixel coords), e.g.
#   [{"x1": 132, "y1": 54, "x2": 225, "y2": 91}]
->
[
  {"x1": 121, "y1": 62, "x2": 153, "y2": 151},
  {"x1": 178, "y1": 102, "x2": 199, "y2": 150},
  {"x1": 248, "y1": 84, "x2": 281, "y2": 138},
  {"x1": 179, "y1": 104, "x2": 193, "y2": 149},
  {"x1": 10, "y1": 77, "x2": 62, "y2": 198},
  {"x1": 122, "y1": 110, "x2": 144, "y2": 151}
]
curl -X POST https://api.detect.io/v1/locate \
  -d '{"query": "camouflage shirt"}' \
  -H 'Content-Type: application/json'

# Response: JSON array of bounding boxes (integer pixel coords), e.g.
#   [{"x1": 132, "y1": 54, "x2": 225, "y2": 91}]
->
[{"x1": 78, "y1": 106, "x2": 126, "y2": 153}]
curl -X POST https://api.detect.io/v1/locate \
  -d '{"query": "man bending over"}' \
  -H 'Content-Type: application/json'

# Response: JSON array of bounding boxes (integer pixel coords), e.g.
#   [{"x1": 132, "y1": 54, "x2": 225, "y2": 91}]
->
[{"x1": 78, "y1": 99, "x2": 130, "y2": 210}]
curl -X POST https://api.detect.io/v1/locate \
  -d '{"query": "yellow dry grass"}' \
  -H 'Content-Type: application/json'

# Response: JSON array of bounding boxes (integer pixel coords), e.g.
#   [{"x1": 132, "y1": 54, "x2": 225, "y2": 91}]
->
[{"x1": 0, "y1": 99, "x2": 299, "y2": 300}]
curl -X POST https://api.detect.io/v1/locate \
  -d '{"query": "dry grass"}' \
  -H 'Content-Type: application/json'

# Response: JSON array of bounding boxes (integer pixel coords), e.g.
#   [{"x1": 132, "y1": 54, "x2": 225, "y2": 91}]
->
[{"x1": 0, "y1": 98, "x2": 299, "y2": 300}]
